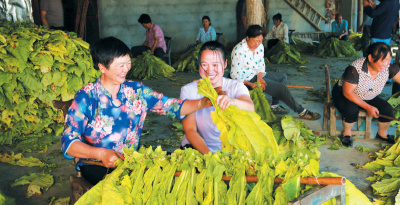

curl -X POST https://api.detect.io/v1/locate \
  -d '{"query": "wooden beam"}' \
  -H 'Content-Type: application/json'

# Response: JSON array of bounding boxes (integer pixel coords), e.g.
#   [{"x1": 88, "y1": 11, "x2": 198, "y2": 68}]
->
[
  {"x1": 246, "y1": 0, "x2": 262, "y2": 29},
  {"x1": 264, "y1": 0, "x2": 270, "y2": 31},
  {"x1": 358, "y1": 0, "x2": 363, "y2": 28}
]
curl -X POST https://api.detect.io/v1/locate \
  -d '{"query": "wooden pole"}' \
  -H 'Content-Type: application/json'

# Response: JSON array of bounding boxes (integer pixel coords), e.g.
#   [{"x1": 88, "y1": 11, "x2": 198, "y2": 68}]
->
[
  {"x1": 246, "y1": 0, "x2": 262, "y2": 29},
  {"x1": 358, "y1": 0, "x2": 363, "y2": 29},
  {"x1": 264, "y1": 0, "x2": 270, "y2": 31}
]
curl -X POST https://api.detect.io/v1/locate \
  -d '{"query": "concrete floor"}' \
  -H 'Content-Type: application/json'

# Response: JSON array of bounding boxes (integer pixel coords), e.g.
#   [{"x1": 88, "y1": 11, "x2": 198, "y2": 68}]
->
[{"x1": 0, "y1": 53, "x2": 395, "y2": 204}]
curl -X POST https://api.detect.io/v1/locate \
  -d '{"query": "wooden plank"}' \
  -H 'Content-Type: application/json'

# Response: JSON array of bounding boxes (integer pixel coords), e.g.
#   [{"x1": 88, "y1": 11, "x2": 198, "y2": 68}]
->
[
  {"x1": 317, "y1": 16, "x2": 322, "y2": 25},
  {"x1": 284, "y1": 0, "x2": 322, "y2": 31},
  {"x1": 330, "y1": 107, "x2": 336, "y2": 136}
]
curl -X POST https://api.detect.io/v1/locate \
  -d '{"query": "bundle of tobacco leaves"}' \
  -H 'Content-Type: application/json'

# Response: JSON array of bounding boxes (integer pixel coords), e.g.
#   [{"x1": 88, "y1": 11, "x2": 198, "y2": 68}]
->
[
  {"x1": 387, "y1": 92, "x2": 400, "y2": 126},
  {"x1": 348, "y1": 29, "x2": 363, "y2": 51},
  {"x1": 0, "y1": 21, "x2": 100, "y2": 147},
  {"x1": 291, "y1": 37, "x2": 317, "y2": 54},
  {"x1": 127, "y1": 50, "x2": 175, "y2": 80},
  {"x1": 316, "y1": 34, "x2": 359, "y2": 58},
  {"x1": 363, "y1": 127, "x2": 400, "y2": 204},
  {"x1": 265, "y1": 40, "x2": 310, "y2": 65},
  {"x1": 250, "y1": 82, "x2": 276, "y2": 123},
  {"x1": 172, "y1": 44, "x2": 202, "y2": 72}
]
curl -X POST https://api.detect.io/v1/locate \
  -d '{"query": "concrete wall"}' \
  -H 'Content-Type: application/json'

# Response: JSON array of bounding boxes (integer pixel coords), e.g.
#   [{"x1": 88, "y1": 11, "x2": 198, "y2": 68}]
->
[
  {"x1": 99, "y1": 0, "x2": 237, "y2": 53},
  {"x1": 341, "y1": 0, "x2": 358, "y2": 32},
  {"x1": 98, "y1": 0, "x2": 357, "y2": 52},
  {"x1": 267, "y1": 0, "x2": 331, "y2": 33}
]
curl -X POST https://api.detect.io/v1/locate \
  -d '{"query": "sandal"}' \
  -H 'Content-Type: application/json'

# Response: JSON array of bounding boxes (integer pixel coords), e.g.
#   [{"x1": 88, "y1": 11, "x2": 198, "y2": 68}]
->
[
  {"x1": 299, "y1": 110, "x2": 321, "y2": 120},
  {"x1": 375, "y1": 133, "x2": 395, "y2": 144},
  {"x1": 340, "y1": 135, "x2": 354, "y2": 147},
  {"x1": 271, "y1": 105, "x2": 290, "y2": 114}
]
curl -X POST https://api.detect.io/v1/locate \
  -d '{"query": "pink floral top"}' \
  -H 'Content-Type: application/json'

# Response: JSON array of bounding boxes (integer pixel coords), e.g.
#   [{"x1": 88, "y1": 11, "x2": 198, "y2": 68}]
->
[
  {"x1": 61, "y1": 78, "x2": 185, "y2": 166},
  {"x1": 146, "y1": 23, "x2": 167, "y2": 53}
]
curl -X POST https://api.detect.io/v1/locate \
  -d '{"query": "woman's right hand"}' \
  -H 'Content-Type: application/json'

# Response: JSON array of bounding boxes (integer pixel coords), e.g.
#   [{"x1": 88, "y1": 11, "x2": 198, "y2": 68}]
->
[
  {"x1": 98, "y1": 148, "x2": 119, "y2": 168},
  {"x1": 366, "y1": 105, "x2": 379, "y2": 118}
]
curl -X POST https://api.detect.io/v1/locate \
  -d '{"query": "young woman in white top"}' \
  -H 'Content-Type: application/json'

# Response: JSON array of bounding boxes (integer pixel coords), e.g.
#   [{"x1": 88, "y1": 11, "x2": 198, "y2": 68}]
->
[{"x1": 180, "y1": 41, "x2": 254, "y2": 154}]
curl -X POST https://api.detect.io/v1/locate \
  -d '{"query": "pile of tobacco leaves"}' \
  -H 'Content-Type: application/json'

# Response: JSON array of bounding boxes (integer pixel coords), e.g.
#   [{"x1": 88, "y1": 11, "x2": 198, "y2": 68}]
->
[
  {"x1": 265, "y1": 40, "x2": 310, "y2": 65},
  {"x1": 0, "y1": 21, "x2": 100, "y2": 151}
]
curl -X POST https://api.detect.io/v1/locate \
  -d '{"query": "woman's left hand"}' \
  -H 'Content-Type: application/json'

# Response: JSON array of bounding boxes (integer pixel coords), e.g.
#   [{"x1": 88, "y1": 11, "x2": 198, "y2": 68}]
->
[{"x1": 216, "y1": 95, "x2": 236, "y2": 110}]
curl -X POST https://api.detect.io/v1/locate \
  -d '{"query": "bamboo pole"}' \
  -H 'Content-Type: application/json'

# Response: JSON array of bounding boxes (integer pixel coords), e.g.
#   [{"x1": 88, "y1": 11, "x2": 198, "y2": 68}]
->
[{"x1": 81, "y1": 159, "x2": 346, "y2": 185}]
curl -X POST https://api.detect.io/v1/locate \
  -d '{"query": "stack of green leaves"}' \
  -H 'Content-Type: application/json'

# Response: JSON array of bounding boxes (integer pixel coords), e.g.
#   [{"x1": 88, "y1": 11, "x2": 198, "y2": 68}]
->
[
  {"x1": 0, "y1": 21, "x2": 100, "y2": 147},
  {"x1": 0, "y1": 190, "x2": 15, "y2": 205},
  {"x1": 363, "y1": 129, "x2": 400, "y2": 204},
  {"x1": 11, "y1": 172, "x2": 54, "y2": 198},
  {"x1": 127, "y1": 50, "x2": 175, "y2": 80},
  {"x1": 265, "y1": 40, "x2": 310, "y2": 65},
  {"x1": 348, "y1": 29, "x2": 363, "y2": 51},
  {"x1": 316, "y1": 34, "x2": 359, "y2": 58},
  {"x1": 249, "y1": 82, "x2": 276, "y2": 123},
  {"x1": 198, "y1": 77, "x2": 279, "y2": 158},
  {"x1": 387, "y1": 92, "x2": 400, "y2": 126},
  {"x1": 292, "y1": 37, "x2": 317, "y2": 54},
  {"x1": 172, "y1": 44, "x2": 202, "y2": 72}
]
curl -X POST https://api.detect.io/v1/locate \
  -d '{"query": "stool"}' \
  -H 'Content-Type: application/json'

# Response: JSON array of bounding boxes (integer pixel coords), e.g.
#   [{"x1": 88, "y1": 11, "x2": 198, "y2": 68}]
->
[
  {"x1": 321, "y1": 66, "x2": 371, "y2": 138},
  {"x1": 288, "y1": 185, "x2": 346, "y2": 205}
]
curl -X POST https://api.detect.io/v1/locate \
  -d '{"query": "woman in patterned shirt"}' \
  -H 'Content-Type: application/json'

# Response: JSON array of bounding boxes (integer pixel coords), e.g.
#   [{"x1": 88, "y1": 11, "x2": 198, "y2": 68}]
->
[
  {"x1": 61, "y1": 37, "x2": 212, "y2": 185},
  {"x1": 332, "y1": 42, "x2": 400, "y2": 146}
]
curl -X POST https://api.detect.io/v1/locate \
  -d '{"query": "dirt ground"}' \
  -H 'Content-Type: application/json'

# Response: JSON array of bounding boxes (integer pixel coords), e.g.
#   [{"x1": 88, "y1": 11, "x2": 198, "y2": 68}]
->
[{"x1": 0, "y1": 53, "x2": 396, "y2": 204}]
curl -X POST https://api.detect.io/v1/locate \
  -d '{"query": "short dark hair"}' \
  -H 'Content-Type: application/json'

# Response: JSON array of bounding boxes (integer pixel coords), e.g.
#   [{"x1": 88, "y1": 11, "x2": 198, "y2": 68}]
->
[
  {"x1": 272, "y1": 13, "x2": 282, "y2": 21},
  {"x1": 202, "y1": 16, "x2": 211, "y2": 26},
  {"x1": 138, "y1": 14, "x2": 152, "y2": 24},
  {"x1": 90, "y1": 36, "x2": 132, "y2": 70},
  {"x1": 198, "y1": 41, "x2": 227, "y2": 67},
  {"x1": 245, "y1": 25, "x2": 266, "y2": 38},
  {"x1": 367, "y1": 42, "x2": 391, "y2": 63}
]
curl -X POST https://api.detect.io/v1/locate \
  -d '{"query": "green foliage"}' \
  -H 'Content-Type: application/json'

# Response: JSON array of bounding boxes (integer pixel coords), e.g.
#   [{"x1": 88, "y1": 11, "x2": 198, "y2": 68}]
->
[
  {"x1": 387, "y1": 91, "x2": 400, "y2": 126},
  {"x1": 291, "y1": 38, "x2": 317, "y2": 54},
  {"x1": 363, "y1": 127, "x2": 400, "y2": 203},
  {"x1": 316, "y1": 34, "x2": 359, "y2": 58},
  {"x1": 0, "y1": 190, "x2": 15, "y2": 205},
  {"x1": 127, "y1": 50, "x2": 175, "y2": 80},
  {"x1": 10, "y1": 172, "x2": 54, "y2": 198},
  {"x1": 355, "y1": 146, "x2": 370, "y2": 153},
  {"x1": 250, "y1": 82, "x2": 276, "y2": 123},
  {"x1": 172, "y1": 44, "x2": 202, "y2": 73},
  {"x1": 348, "y1": 30, "x2": 363, "y2": 51},
  {"x1": 198, "y1": 77, "x2": 279, "y2": 157},
  {"x1": 265, "y1": 40, "x2": 310, "y2": 65},
  {"x1": 0, "y1": 21, "x2": 100, "y2": 146}
]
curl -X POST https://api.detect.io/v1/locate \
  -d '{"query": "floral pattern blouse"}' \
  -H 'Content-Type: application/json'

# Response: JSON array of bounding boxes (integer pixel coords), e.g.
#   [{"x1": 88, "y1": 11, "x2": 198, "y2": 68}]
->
[
  {"x1": 61, "y1": 78, "x2": 185, "y2": 166},
  {"x1": 230, "y1": 38, "x2": 266, "y2": 83}
]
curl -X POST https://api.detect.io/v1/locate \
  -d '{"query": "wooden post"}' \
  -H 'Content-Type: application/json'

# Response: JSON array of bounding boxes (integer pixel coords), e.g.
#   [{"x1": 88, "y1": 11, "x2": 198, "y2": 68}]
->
[
  {"x1": 358, "y1": 0, "x2": 363, "y2": 29},
  {"x1": 264, "y1": 0, "x2": 270, "y2": 31},
  {"x1": 246, "y1": 0, "x2": 262, "y2": 29}
]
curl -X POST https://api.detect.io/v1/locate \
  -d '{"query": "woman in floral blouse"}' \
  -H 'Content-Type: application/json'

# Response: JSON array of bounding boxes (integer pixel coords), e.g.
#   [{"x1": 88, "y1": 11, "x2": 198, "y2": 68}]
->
[{"x1": 61, "y1": 37, "x2": 211, "y2": 185}]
